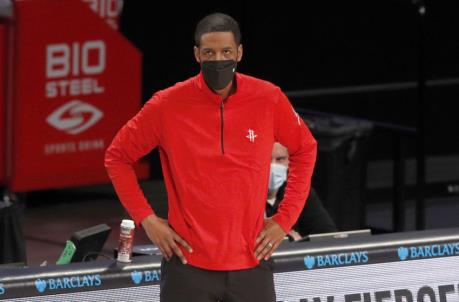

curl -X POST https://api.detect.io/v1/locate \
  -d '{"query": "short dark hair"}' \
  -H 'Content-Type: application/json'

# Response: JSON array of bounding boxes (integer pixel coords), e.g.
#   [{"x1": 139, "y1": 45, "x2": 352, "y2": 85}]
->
[{"x1": 194, "y1": 13, "x2": 241, "y2": 47}]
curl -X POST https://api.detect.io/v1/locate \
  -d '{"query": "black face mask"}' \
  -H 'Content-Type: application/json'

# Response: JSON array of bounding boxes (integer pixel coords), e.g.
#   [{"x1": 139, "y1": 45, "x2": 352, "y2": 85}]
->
[{"x1": 201, "y1": 60, "x2": 237, "y2": 91}]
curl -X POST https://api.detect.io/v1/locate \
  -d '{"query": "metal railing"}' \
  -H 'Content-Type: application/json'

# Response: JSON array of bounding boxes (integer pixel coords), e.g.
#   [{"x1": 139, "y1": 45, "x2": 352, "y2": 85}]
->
[{"x1": 289, "y1": 77, "x2": 459, "y2": 232}]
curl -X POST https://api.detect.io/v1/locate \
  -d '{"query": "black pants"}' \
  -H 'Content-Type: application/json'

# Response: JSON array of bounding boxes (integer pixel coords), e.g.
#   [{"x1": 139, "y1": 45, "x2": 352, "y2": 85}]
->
[{"x1": 160, "y1": 256, "x2": 276, "y2": 302}]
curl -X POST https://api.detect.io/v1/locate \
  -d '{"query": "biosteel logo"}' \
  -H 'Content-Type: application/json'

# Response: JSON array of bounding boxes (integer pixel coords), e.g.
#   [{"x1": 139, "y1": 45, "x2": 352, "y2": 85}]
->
[
  {"x1": 46, "y1": 100, "x2": 103, "y2": 135},
  {"x1": 82, "y1": 0, "x2": 123, "y2": 30}
]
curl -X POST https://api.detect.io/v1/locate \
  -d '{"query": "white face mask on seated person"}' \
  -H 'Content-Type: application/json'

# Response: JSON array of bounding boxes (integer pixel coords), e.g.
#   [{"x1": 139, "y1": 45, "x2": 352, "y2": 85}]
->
[{"x1": 268, "y1": 163, "x2": 288, "y2": 194}]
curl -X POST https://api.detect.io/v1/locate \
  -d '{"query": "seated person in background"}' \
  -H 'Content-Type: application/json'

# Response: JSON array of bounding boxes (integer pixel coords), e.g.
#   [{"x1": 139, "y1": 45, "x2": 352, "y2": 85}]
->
[{"x1": 266, "y1": 142, "x2": 337, "y2": 241}]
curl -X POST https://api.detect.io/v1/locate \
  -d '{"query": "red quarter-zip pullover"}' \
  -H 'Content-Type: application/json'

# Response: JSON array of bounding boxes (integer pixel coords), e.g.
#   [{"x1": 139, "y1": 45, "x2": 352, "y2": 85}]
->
[{"x1": 105, "y1": 72, "x2": 317, "y2": 270}]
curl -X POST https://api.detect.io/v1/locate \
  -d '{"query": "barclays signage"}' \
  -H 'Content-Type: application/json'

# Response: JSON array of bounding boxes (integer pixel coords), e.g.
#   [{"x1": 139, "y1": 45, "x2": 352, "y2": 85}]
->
[
  {"x1": 397, "y1": 243, "x2": 459, "y2": 261},
  {"x1": 131, "y1": 270, "x2": 161, "y2": 285},
  {"x1": 0, "y1": 283, "x2": 5, "y2": 295},
  {"x1": 34, "y1": 274, "x2": 102, "y2": 293},
  {"x1": 304, "y1": 251, "x2": 369, "y2": 269}
]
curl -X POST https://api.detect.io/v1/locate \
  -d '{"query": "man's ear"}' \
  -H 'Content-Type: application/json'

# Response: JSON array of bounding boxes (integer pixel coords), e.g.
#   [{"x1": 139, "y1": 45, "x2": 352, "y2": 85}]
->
[
  {"x1": 237, "y1": 44, "x2": 243, "y2": 62},
  {"x1": 194, "y1": 46, "x2": 201, "y2": 63}
]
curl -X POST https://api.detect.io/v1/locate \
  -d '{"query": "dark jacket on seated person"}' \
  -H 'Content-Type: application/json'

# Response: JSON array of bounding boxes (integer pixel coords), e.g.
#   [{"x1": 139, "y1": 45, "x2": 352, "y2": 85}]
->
[{"x1": 266, "y1": 183, "x2": 337, "y2": 237}]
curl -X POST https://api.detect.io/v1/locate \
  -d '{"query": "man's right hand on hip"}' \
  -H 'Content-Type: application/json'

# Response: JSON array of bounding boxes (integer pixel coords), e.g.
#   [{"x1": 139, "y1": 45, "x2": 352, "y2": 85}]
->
[{"x1": 141, "y1": 215, "x2": 193, "y2": 264}]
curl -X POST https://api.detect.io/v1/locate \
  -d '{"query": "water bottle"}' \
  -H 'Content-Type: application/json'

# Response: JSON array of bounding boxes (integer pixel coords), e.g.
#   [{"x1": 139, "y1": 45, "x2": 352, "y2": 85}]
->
[{"x1": 117, "y1": 219, "x2": 135, "y2": 262}]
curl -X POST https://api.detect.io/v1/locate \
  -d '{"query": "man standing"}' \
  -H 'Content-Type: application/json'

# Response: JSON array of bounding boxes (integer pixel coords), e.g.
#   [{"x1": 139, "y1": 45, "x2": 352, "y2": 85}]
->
[{"x1": 105, "y1": 12, "x2": 317, "y2": 302}]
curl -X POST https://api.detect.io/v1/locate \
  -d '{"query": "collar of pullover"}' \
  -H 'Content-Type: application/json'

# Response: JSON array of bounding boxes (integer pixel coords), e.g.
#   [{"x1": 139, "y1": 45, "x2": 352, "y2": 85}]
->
[{"x1": 194, "y1": 71, "x2": 243, "y2": 104}]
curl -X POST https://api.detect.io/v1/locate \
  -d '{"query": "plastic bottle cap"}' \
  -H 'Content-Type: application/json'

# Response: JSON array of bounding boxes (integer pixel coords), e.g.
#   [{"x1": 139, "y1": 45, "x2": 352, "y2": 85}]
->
[{"x1": 121, "y1": 219, "x2": 135, "y2": 229}]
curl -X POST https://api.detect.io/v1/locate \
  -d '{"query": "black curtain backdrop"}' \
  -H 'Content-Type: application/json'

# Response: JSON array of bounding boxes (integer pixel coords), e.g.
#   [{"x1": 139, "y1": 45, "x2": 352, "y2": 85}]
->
[{"x1": 119, "y1": 1, "x2": 459, "y2": 177}]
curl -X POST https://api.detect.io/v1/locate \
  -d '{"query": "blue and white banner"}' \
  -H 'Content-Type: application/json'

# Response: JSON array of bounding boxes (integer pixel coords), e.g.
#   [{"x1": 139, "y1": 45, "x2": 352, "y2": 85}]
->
[{"x1": 2, "y1": 256, "x2": 459, "y2": 302}]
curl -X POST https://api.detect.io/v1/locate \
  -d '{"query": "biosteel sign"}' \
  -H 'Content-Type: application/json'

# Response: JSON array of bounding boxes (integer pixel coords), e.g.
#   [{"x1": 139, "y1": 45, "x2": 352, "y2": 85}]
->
[
  {"x1": 82, "y1": 0, "x2": 124, "y2": 30},
  {"x1": 7, "y1": 0, "x2": 145, "y2": 191}
]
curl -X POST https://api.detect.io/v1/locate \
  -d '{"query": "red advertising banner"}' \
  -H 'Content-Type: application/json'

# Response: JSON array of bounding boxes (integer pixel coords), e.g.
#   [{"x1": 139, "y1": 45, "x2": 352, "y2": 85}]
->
[
  {"x1": 8, "y1": 0, "x2": 147, "y2": 192},
  {"x1": 0, "y1": 24, "x2": 6, "y2": 184},
  {"x1": 82, "y1": 0, "x2": 124, "y2": 30}
]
